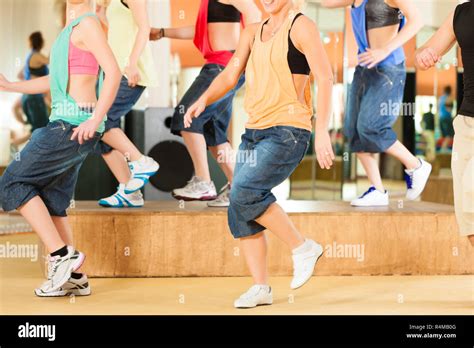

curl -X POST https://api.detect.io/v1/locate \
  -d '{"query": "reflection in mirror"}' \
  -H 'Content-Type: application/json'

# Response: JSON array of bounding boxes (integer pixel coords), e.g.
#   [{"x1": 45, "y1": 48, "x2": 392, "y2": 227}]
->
[{"x1": 289, "y1": 2, "x2": 346, "y2": 201}]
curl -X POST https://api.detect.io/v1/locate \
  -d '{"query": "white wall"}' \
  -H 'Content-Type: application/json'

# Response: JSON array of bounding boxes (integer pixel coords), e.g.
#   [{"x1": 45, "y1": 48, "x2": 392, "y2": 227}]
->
[
  {"x1": 140, "y1": 0, "x2": 171, "y2": 109},
  {"x1": 0, "y1": 0, "x2": 61, "y2": 131}
]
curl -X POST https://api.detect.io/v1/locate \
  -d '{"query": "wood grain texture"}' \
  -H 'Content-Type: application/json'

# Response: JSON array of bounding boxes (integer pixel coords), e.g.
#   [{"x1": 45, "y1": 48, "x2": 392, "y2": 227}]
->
[
  {"x1": 62, "y1": 201, "x2": 473, "y2": 277},
  {"x1": 421, "y1": 176, "x2": 454, "y2": 205}
]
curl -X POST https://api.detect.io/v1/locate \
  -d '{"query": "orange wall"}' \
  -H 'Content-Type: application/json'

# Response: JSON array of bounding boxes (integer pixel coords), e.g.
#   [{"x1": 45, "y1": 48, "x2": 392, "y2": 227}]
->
[
  {"x1": 416, "y1": 67, "x2": 457, "y2": 97},
  {"x1": 170, "y1": 0, "x2": 204, "y2": 67}
]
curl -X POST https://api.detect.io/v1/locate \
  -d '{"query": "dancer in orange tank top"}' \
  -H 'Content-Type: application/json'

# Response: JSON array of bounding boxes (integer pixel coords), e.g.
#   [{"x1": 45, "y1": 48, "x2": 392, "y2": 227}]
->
[{"x1": 184, "y1": 0, "x2": 334, "y2": 308}]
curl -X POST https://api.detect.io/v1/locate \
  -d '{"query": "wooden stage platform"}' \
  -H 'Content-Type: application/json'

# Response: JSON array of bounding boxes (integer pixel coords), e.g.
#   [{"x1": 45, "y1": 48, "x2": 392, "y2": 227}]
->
[{"x1": 49, "y1": 200, "x2": 473, "y2": 278}]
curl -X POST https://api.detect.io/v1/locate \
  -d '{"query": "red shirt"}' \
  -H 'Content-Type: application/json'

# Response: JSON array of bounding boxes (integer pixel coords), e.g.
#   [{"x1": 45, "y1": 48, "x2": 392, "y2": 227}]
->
[{"x1": 193, "y1": 0, "x2": 243, "y2": 67}]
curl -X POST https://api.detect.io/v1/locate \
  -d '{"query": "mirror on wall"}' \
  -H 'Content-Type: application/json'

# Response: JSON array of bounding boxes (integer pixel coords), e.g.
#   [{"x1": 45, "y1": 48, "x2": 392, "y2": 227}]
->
[
  {"x1": 161, "y1": 0, "x2": 464, "y2": 204},
  {"x1": 289, "y1": 3, "x2": 346, "y2": 201},
  {"x1": 415, "y1": 27, "x2": 458, "y2": 178}
]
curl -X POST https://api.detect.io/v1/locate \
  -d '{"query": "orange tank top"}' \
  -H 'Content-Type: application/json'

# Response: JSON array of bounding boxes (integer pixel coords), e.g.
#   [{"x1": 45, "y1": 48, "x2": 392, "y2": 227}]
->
[{"x1": 244, "y1": 12, "x2": 313, "y2": 131}]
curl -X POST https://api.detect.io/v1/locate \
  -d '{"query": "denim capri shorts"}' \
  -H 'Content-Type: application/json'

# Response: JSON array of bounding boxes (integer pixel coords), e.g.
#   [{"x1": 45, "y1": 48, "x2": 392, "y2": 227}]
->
[
  {"x1": 345, "y1": 62, "x2": 406, "y2": 153},
  {"x1": 0, "y1": 120, "x2": 100, "y2": 216},
  {"x1": 228, "y1": 126, "x2": 310, "y2": 238}
]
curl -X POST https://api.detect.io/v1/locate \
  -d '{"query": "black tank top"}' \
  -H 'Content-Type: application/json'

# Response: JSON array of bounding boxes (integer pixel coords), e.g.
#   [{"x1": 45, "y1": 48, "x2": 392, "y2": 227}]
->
[
  {"x1": 365, "y1": 0, "x2": 402, "y2": 30},
  {"x1": 208, "y1": 0, "x2": 240, "y2": 23},
  {"x1": 454, "y1": 1, "x2": 474, "y2": 118},
  {"x1": 288, "y1": 14, "x2": 310, "y2": 75}
]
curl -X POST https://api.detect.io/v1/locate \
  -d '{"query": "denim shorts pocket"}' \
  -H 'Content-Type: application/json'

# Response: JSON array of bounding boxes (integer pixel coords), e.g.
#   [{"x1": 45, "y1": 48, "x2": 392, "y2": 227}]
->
[
  {"x1": 279, "y1": 128, "x2": 299, "y2": 150},
  {"x1": 374, "y1": 68, "x2": 394, "y2": 88},
  {"x1": 78, "y1": 135, "x2": 100, "y2": 158},
  {"x1": 31, "y1": 124, "x2": 68, "y2": 151}
]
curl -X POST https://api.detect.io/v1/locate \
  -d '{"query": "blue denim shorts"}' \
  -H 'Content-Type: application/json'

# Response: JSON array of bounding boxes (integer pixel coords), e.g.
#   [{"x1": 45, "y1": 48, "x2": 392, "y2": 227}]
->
[
  {"x1": 345, "y1": 62, "x2": 406, "y2": 153},
  {"x1": 171, "y1": 64, "x2": 245, "y2": 147},
  {"x1": 97, "y1": 76, "x2": 146, "y2": 154},
  {"x1": 0, "y1": 120, "x2": 100, "y2": 216},
  {"x1": 228, "y1": 126, "x2": 310, "y2": 238}
]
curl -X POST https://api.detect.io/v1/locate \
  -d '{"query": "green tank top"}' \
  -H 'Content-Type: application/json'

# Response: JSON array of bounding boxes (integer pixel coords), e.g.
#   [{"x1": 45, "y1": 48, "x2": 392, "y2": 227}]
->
[{"x1": 49, "y1": 13, "x2": 105, "y2": 133}]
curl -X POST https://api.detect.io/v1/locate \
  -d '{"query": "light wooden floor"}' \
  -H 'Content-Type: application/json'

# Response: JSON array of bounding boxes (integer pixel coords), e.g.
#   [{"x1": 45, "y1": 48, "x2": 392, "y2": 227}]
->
[{"x1": 1, "y1": 234, "x2": 472, "y2": 315}]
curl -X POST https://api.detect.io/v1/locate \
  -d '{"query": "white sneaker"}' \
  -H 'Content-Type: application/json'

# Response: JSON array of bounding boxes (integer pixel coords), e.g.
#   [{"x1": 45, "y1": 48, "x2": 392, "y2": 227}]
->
[
  {"x1": 405, "y1": 158, "x2": 432, "y2": 200},
  {"x1": 290, "y1": 239, "x2": 324, "y2": 290},
  {"x1": 41, "y1": 247, "x2": 85, "y2": 292},
  {"x1": 172, "y1": 176, "x2": 217, "y2": 201},
  {"x1": 350, "y1": 187, "x2": 389, "y2": 207},
  {"x1": 35, "y1": 274, "x2": 91, "y2": 297},
  {"x1": 125, "y1": 156, "x2": 160, "y2": 194},
  {"x1": 234, "y1": 285, "x2": 273, "y2": 308},
  {"x1": 207, "y1": 183, "x2": 231, "y2": 207},
  {"x1": 98, "y1": 185, "x2": 144, "y2": 208}
]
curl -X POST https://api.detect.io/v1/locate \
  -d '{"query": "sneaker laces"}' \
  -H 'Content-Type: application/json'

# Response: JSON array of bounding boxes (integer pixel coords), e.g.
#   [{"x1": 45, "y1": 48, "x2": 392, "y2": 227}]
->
[
  {"x1": 46, "y1": 257, "x2": 53, "y2": 280},
  {"x1": 185, "y1": 176, "x2": 200, "y2": 188},
  {"x1": 359, "y1": 186, "x2": 376, "y2": 198},
  {"x1": 46, "y1": 255, "x2": 59, "y2": 280},
  {"x1": 240, "y1": 285, "x2": 262, "y2": 299}
]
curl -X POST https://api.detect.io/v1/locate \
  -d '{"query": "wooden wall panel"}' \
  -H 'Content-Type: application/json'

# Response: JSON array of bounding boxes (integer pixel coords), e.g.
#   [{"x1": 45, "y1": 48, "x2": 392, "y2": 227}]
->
[{"x1": 67, "y1": 201, "x2": 473, "y2": 277}]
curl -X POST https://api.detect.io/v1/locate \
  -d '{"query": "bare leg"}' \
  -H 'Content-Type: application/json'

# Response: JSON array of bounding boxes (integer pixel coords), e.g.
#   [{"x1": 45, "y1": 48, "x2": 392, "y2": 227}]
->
[
  {"x1": 240, "y1": 233, "x2": 268, "y2": 285},
  {"x1": 385, "y1": 140, "x2": 419, "y2": 170},
  {"x1": 18, "y1": 196, "x2": 65, "y2": 254},
  {"x1": 101, "y1": 128, "x2": 142, "y2": 162},
  {"x1": 52, "y1": 216, "x2": 83, "y2": 272},
  {"x1": 209, "y1": 142, "x2": 234, "y2": 184},
  {"x1": 356, "y1": 152, "x2": 385, "y2": 192},
  {"x1": 102, "y1": 149, "x2": 131, "y2": 184},
  {"x1": 52, "y1": 216, "x2": 73, "y2": 246},
  {"x1": 255, "y1": 203, "x2": 305, "y2": 250},
  {"x1": 182, "y1": 131, "x2": 211, "y2": 182},
  {"x1": 240, "y1": 203, "x2": 305, "y2": 285}
]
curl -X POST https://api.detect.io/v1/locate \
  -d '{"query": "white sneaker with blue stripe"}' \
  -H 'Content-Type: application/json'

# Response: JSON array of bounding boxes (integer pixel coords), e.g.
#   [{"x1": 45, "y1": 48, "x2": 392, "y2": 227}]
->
[
  {"x1": 98, "y1": 184, "x2": 144, "y2": 208},
  {"x1": 405, "y1": 158, "x2": 432, "y2": 200},
  {"x1": 350, "y1": 186, "x2": 389, "y2": 207},
  {"x1": 125, "y1": 156, "x2": 159, "y2": 194}
]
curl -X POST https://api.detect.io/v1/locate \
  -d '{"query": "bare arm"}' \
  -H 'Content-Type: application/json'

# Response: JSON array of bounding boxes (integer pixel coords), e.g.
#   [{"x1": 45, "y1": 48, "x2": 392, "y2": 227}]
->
[
  {"x1": 0, "y1": 75, "x2": 49, "y2": 94},
  {"x1": 293, "y1": 15, "x2": 335, "y2": 169},
  {"x1": 183, "y1": 23, "x2": 258, "y2": 126},
  {"x1": 228, "y1": 0, "x2": 262, "y2": 25},
  {"x1": 80, "y1": 17, "x2": 121, "y2": 125},
  {"x1": 124, "y1": 0, "x2": 151, "y2": 87},
  {"x1": 385, "y1": 0, "x2": 424, "y2": 53},
  {"x1": 71, "y1": 17, "x2": 121, "y2": 143},
  {"x1": 415, "y1": 11, "x2": 456, "y2": 70},
  {"x1": 150, "y1": 26, "x2": 196, "y2": 41},
  {"x1": 359, "y1": 0, "x2": 424, "y2": 68},
  {"x1": 321, "y1": 0, "x2": 354, "y2": 9},
  {"x1": 200, "y1": 26, "x2": 255, "y2": 105}
]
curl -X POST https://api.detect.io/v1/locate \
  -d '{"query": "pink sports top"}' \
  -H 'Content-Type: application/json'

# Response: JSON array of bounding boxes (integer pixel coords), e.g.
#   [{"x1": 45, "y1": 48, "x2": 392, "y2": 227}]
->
[{"x1": 68, "y1": 41, "x2": 99, "y2": 75}]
